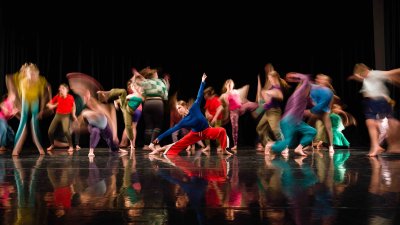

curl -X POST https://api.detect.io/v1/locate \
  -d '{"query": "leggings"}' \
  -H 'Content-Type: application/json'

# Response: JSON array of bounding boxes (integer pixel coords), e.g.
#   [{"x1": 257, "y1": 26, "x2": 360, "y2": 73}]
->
[{"x1": 143, "y1": 99, "x2": 164, "y2": 145}]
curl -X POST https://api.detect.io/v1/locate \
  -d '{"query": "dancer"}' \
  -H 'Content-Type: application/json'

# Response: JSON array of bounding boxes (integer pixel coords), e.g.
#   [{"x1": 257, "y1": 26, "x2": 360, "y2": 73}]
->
[
  {"x1": 7, "y1": 63, "x2": 50, "y2": 156},
  {"x1": 305, "y1": 75, "x2": 335, "y2": 153},
  {"x1": 133, "y1": 67, "x2": 169, "y2": 150},
  {"x1": 47, "y1": 83, "x2": 78, "y2": 152},
  {"x1": 203, "y1": 86, "x2": 224, "y2": 152},
  {"x1": 256, "y1": 70, "x2": 289, "y2": 152},
  {"x1": 0, "y1": 95, "x2": 18, "y2": 151},
  {"x1": 348, "y1": 63, "x2": 400, "y2": 156},
  {"x1": 150, "y1": 73, "x2": 232, "y2": 156},
  {"x1": 220, "y1": 79, "x2": 258, "y2": 151},
  {"x1": 97, "y1": 76, "x2": 144, "y2": 150},
  {"x1": 119, "y1": 80, "x2": 143, "y2": 149},
  {"x1": 169, "y1": 92, "x2": 207, "y2": 155},
  {"x1": 80, "y1": 109, "x2": 120, "y2": 156},
  {"x1": 269, "y1": 73, "x2": 317, "y2": 157}
]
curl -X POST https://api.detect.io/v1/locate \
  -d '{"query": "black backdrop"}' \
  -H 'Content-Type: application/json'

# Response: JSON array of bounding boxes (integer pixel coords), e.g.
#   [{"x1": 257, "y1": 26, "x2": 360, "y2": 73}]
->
[{"x1": 0, "y1": 1, "x2": 399, "y2": 148}]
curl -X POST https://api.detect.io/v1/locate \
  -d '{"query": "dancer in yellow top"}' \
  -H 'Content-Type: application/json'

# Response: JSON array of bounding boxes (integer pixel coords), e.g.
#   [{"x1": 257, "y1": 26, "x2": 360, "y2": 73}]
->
[{"x1": 7, "y1": 63, "x2": 49, "y2": 156}]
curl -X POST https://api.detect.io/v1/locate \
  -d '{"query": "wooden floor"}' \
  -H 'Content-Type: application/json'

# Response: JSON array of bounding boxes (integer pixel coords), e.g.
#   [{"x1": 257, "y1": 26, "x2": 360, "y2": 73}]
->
[{"x1": 0, "y1": 147, "x2": 399, "y2": 225}]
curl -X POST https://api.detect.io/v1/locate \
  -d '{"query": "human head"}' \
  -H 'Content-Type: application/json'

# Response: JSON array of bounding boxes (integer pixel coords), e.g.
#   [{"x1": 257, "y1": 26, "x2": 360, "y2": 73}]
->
[
  {"x1": 203, "y1": 86, "x2": 216, "y2": 99},
  {"x1": 176, "y1": 100, "x2": 188, "y2": 116},
  {"x1": 353, "y1": 63, "x2": 370, "y2": 78},
  {"x1": 264, "y1": 63, "x2": 275, "y2": 74},
  {"x1": 139, "y1": 67, "x2": 158, "y2": 79},
  {"x1": 315, "y1": 73, "x2": 332, "y2": 87},
  {"x1": 24, "y1": 63, "x2": 40, "y2": 81},
  {"x1": 265, "y1": 71, "x2": 290, "y2": 91},
  {"x1": 222, "y1": 79, "x2": 234, "y2": 93},
  {"x1": 58, "y1": 83, "x2": 69, "y2": 97}
]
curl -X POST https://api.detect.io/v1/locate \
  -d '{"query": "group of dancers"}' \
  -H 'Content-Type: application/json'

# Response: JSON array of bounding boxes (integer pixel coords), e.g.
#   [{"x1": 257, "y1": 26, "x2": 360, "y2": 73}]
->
[{"x1": 1, "y1": 62, "x2": 400, "y2": 157}]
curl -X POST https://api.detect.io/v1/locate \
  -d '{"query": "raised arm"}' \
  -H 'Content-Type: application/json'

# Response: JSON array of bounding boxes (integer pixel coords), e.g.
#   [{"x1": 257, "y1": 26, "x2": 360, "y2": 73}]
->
[{"x1": 194, "y1": 73, "x2": 207, "y2": 104}]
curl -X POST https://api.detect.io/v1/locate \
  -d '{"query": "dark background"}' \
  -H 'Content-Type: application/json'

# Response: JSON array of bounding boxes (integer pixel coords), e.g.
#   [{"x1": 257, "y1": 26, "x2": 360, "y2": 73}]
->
[{"x1": 0, "y1": 1, "x2": 399, "y2": 148}]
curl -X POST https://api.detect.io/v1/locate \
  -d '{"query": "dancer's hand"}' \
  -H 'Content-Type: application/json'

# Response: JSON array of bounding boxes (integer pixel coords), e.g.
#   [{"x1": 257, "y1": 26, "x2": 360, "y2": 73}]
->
[
  {"x1": 202, "y1": 73, "x2": 207, "y2": 82},
  {"x1": 211, "y1": 117, "x2": 217, "y2": 125},
  {"x1": 152, "y1": 138, "x2": 159, "y2": 144}
]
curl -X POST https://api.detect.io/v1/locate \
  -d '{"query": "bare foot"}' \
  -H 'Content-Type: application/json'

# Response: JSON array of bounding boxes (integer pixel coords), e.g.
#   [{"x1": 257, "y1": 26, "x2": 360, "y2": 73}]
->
[
  {"x1": 328, "y1": 146, "x2": 335, "y2": 157},
  {"x1": 316, "y1": 141, "x2": 323, "y2": 150},
  {"x1": 294, "y1": 145, "x2": 307, "y2": 156},
  {"x1": 281, "y1": 148, "x2": 289, "y2": 159},
  {"x1": 256, "y1": 143, "x2": 263, "y2": 151},
  {"x1": 367, "y1": 146, "x2": 385, "y2": 157},
  {"x1": 222, "y1": 149, "x2": 233, "y2": 155},
  {"x1": 202, "y1": 145, "x2": 210, "y2": 152},
  {"x1": 75, "y1": 145, "x2": 81, "y2": 150},
  {"x1": 39, "y1": 149, "x2": 45, "y2": 155},
  {"x1": 47, "y1": 145, "x2": 54, "y2": 151},
  {"x1": 294, "y1": 156, "x2": 307, "y2": 166},
  {"x1": 118, "y1": 148, "x2": 129, "y2": 156},
  {"x1": 67, "y1": 147, "x2": 74, "y2": 152},
  {"x1": 302, "y1": 145, "x2": 313, "y2": 152}
]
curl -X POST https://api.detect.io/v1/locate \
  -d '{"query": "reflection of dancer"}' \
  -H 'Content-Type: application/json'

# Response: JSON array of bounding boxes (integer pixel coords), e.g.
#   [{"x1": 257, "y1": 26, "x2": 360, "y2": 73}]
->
[
  {"x1": 272, "y1": 157, "x2": 318, "y2": 225},
  {"x1": 154, "y1": 154, "x2": 228, "y2": 225},
  {"x1": 118, "y1": 154, "x2": 144, "y2": 216},
  {"x1": 367, "y1": 157, "x2": 400, "y2": 224},
  {"x1": 269, "y1": 73, "x2": 317, "y2": 157},
  {"x1": 46, "y1": 155, "x2": 77, "y2": 218},
  {"x1": 151, "y1": 74, "x2": 231, "y2": 156},
  {"x1": 12, "y1": 155, "x2": 44, "y2": 223},
  {"x1": 7, "y1": 63, "x2": 50, "y2": 156}
]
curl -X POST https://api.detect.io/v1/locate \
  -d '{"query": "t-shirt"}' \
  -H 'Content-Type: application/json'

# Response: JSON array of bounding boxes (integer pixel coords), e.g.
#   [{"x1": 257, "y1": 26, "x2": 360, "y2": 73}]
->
[
  {"x1": 51, "y1": 94, "x2": 75, "y2": 114},
  {"x1": 361, "y1": 70, "x2": 389, "y2": 99},
  {"x1": 204, "y1": 96, "x2": 222, "y2": 120}
]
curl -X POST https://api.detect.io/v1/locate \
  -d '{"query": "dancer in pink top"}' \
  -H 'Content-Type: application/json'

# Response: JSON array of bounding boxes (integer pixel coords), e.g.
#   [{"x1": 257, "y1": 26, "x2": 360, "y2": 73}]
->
[{"x1": 220, "y1": 79, "x2": 258, "y2": 152}]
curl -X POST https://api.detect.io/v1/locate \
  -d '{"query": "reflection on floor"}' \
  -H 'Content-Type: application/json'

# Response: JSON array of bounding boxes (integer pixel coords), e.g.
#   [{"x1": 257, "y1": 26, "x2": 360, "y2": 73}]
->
[{"x1": 0, "y1": 147, "x2": 399, "y2": 225}]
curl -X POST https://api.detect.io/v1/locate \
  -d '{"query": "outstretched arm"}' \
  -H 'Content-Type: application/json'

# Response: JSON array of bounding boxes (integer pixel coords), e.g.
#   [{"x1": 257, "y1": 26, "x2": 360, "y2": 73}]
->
[{"x1": 194, "y1": 73, "x2": 207, "y2": 104}]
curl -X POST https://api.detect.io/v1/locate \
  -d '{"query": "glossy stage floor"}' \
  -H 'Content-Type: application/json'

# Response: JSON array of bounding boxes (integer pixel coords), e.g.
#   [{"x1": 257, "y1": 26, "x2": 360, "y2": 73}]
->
[{"x1": 0, "y1": 147, "x2": 399, "y2": 225}]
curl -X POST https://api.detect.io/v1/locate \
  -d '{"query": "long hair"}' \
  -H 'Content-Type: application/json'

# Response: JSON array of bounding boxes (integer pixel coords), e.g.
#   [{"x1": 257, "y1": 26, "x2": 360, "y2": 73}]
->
[
  {"x1": 222, "y1": 79, "x2": 234, "y2": 94},
  {"x1": 264, "y1": 71, "x2": 290, "y2": 95}
]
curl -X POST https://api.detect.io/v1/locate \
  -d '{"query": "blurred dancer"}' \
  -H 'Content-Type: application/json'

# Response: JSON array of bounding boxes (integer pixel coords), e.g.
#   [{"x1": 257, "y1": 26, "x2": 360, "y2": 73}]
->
[
  {"x1": 348, "y1": 63, "x2": 400, "y2": 156},
  {"x1": 269, "y1": 73, "x2": 317, "y2": 157},
  {"x1": 7, "y1": 63, "x2": 49, "y2": 156}
]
